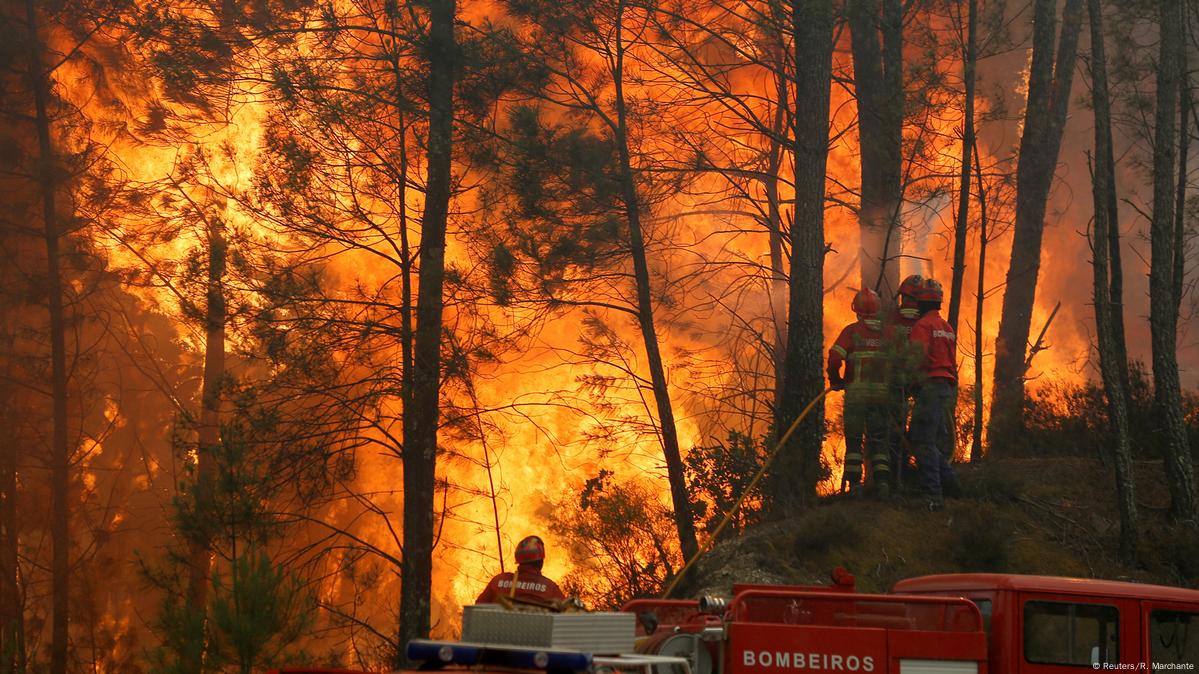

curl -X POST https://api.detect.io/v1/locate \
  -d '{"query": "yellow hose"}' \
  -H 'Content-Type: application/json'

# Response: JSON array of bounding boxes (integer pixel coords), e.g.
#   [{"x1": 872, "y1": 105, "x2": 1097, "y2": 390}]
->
[{"x1": 661, "y1": 387, "x2": 831, "y2": 599}]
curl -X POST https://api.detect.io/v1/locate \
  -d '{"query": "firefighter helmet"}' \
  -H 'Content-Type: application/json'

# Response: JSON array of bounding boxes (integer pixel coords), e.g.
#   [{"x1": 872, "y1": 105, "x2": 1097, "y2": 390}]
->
[
  {"x1": 916, "y1": 278, "x2": 944, "y2": 304},
  {"x1": 898, "y1": 274, "x2": 924, "y2": 300},
  {"x1": 851, "y1": 288, "x2": 881, "y2": 317},
  {"x1": 515, "y1": 535, "x2": 546, "y2": 565}
]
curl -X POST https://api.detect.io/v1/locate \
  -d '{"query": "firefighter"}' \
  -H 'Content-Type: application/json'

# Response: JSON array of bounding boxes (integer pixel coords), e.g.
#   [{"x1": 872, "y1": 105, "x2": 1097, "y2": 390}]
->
[
  {"x1": 475, "y1": 535, "x2": 566, "y2": 605},
  {"x1": 908, "y1": 278, "x2": 962, "y2": 510},
  {"x1": 828, "y1": 288, "x2": 891, "y2": 498},
  {"x1": 883, "y1": 274, "x2": 926, "y2": 490}
]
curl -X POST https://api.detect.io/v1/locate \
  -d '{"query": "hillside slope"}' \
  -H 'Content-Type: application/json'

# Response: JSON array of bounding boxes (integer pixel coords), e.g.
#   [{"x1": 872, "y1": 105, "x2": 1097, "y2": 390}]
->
[{"x1": 684, "y1": 458, "x2": 1199, "y2": 597}]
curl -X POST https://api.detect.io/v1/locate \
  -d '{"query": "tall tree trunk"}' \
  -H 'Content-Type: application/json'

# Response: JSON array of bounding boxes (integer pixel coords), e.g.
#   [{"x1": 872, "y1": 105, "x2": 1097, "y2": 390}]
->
[
  {"x1": 1149, "y1": 0, "x2": 1197, "y2": 524},
  {"x1": 1174, "y1": 29, "x2": 1189, "y2": 314},
  {"x1": 612, "y1": 0, "x2": 699, "y2": 563},
  {"x1": 2, "y1": 17, "x2": 28, "y2": 671},
  {"x1": 948, "y1": 0, "x2": 977, "y2": 333},
  {"x1": 0, "y1": 327, "x2": 23, "y2": 674},
  {"x1": 0, "y1": 405, "x2": 18, "y2": 674},
  {"x1": 0, "y1": 315, "x2": 23, "y2": 674},
  {"x1": 387, "y1": 20, "x2": 415, "y2": 415},
  {"x1": 1088, "y1": 0, "x2": 1138, "y2": 564},
  {"x1": 773, "y1": 0, "x2": 834, "y2": 510},
  {"x1": 970, "y1": 142, "x2": 988, "y2": 462},
  {"x1": 398, "y1": 0, "x2": 457, "y2": 661},
  {"x1": 184, "y1": 215, "x2": 226, "y2": 673},
  {"x1": 989, "y1": 0, "x2": 1083, "y2": 446},
  {"x1": 1100, "y1": 10, "x2": 1129, "y2": 400},
  {"x1": 25, "y1": 2, "x2": 69, "y2": 671},
  {"x1": 768, "y1": 58, "x2": 789, "y2": 409},
  {"x1": 849, "y1": 0, "x2": 904, "y2": 298}
]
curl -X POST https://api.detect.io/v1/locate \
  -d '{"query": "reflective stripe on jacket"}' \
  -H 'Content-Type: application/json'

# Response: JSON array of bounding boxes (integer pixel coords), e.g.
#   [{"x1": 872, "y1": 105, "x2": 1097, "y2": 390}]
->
[{"x1": 828, "y1": 319, "x2": 889, "y2": 400}]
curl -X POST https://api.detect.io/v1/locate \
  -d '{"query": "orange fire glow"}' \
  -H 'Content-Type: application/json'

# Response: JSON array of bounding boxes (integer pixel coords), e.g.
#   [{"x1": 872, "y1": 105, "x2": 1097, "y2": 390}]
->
[{"x1": 25, "y1": 0, "x2": 1126, "y2": 666}]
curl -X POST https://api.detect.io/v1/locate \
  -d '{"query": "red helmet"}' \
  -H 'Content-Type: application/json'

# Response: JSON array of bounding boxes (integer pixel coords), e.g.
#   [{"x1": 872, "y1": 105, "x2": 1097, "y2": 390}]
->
[
  {"x1": 515, "y1": 535, "x2": 546, "y2": 565},
  {"x1": 898, "y1": 274, "x2": 924, "y2": 300},
  {"x1": 916, "y1": 278, "x2": 944, "y2": 304},
  {"x1": 851, "y1": 288, "x2": 881, "y2": 317}
]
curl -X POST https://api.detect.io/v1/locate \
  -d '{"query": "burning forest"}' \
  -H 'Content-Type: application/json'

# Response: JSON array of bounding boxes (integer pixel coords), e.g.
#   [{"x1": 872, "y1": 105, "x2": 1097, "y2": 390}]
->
[{"x1": 1, "y1": 0, "x2": 1198, "y2": 671}]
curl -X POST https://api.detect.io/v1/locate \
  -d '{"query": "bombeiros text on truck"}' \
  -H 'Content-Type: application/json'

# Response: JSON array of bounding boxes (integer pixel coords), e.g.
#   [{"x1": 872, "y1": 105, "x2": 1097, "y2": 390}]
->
[{"x1": 266, "y1": 568, "x2": 1199, "y2": 674}]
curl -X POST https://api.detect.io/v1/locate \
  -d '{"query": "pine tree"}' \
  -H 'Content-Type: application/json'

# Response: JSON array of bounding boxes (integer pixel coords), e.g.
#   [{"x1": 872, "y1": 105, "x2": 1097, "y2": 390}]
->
[
  {"x1": 773, "y1": 0, "x2": 835, "y2": 508},
  {"x1": 493, "y1": 0, "x2": 701, "y2": 562},
  {"x1": 990, "y1": 0, "x2": 1084, "y2": 445},
  {"x1": 1087, "y1": 0, "x2": 1138, "y2": 562}
]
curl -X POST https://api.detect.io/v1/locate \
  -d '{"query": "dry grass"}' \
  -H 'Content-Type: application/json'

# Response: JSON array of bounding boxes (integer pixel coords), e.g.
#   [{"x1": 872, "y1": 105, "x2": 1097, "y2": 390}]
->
[{"x1": 687, "y1": 458, "x2": 1197, "y2": 597}]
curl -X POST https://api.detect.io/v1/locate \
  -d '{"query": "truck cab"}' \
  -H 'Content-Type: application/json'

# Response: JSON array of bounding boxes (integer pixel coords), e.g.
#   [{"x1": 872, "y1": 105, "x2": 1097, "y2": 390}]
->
[{"x1": 894, "y1": 574, "x2": 1199, "y2": 672}]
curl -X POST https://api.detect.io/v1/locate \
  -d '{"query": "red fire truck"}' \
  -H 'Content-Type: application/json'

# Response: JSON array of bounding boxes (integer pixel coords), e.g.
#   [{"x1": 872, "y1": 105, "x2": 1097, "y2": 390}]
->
[
  {"x1": 894, "y1": 573, "x2": 1199, "y2": 670},
  {"x1": 267, "y1": 571, "x2": 1199, "y2": 674}
]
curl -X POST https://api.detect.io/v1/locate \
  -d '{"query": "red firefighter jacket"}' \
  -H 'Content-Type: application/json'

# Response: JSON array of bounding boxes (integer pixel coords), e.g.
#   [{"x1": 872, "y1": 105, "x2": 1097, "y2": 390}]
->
[
  {"x1": 910, "y1": 310, "x2": 957, "y2": 383},
  {"x1": 475, "y1": 564, "x2": 566, "y2": 605},
  {"x1": 828, "y1": 319, "x2": 889, "y2": 401},
  {"x1": 885, "y1": 306, "x2": 920, "y2": 340}
]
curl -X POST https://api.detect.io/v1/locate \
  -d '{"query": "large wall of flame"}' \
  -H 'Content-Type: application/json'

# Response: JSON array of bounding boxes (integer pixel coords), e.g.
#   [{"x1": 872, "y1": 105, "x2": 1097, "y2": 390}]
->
[{"x1": 24, "y1": 0, "x2": 1197, "y2": 667}]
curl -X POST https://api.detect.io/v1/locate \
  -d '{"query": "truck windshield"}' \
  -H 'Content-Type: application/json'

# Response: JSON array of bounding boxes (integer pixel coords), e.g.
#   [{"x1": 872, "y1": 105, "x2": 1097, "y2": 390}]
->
[{"x1": 1150, "y1": 609, "x2": 1199, "y2": 665}]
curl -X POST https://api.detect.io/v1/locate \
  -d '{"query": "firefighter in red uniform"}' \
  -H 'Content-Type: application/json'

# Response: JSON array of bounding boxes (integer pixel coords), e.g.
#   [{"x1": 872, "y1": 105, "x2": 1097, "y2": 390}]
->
[
  {"x1": 475, "y1": 535, "x2": 566, "y2": 605},
  {"x1": 908, "y1": 278, "x2": 961, "y2": 510},
  {"x1": 828, "y1": 288, "x2": 891, "y2": 498},
  {"x1": 884, "y1": 274, "x2": 926, "y2": 490}
]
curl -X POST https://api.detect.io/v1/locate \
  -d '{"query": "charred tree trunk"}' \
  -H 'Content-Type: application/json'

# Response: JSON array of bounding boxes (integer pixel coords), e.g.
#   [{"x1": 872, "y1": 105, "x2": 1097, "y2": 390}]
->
[
  {"x1": 773, "y1": 0, "x2": 834, "y2": 510},
  {"x1": 1087, "y1": 0, "x2": 1138, "y2": 563},
  {"x1": 849, "y1": 0, "x2": 904, "y2": 298},
  {"x1": 398, "y1": 0, "x2": 458, "y2": 661},
  {"x1": 612, "y1": 0, "x2": 699, "y2": 563},
  {"x1": 948, "y1": 0, "x2": 977, "y2": 333},
  {"x1": 0, "y1": 291, "x2": 24, "y2": 671},
  {"x1": 1099, "y1": 14, "x2": 1129, "y2": 400},
  {"x1": 768, "y1": 61, "x2": 789, "y2": 407},
  {"x1": 1174, "y1": 27, "x2": 1189, "y2": 316},
  {"x1": 386, "y1": 16, "x2": 416, "y2": 416},
  {"x1": 2, "y1": 14, "x2": 29, "y2": 673},
  {"x1": 25, "y1": 2, "x2": 69, "y2": 671},
  {"x1": 1149, "y1": 0, "x2": 1197, "y2": 524},
  {"x1": 184, "y1": 215, "x2": 226, "y2": 673},
  {"x1": 0, "y1": 403, "x2": 18, "y2": 674},
  {"x1": 989, "y1": 0, "x2": 1083, "y2": 446},
  {"x1": 0, "y1": 326, "x2": 23, "y2": 674},
  {"x1": 970, "y1": 142, "x2": 988, "y2": 462}
]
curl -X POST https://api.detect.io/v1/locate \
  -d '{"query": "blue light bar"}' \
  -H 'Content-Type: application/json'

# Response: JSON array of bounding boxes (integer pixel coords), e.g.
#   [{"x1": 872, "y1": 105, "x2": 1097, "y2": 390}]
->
[{"x1": 406, "y1": 640, "x2": 594, "y2": 672}]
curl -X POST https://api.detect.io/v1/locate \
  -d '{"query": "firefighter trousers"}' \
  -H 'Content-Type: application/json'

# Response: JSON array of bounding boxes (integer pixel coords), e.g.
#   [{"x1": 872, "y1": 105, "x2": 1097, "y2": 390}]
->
[
  {"x1": 910, "y1": 379, "x2": 959, "y2": 498},
  {"x1": 843, "y1": 396, "x2": 890, "y2": 490}
]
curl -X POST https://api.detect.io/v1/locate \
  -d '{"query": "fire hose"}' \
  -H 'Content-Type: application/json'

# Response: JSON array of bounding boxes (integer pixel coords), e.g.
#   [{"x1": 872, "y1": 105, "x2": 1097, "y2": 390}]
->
[{"x1": 661, "y1": 386, "x2": 832, "y2": 599}]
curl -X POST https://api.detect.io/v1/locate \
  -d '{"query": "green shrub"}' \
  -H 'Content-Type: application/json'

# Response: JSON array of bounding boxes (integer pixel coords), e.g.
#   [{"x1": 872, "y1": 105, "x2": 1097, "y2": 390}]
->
[
  {"x1": 685, "y1": 432, "x2": 770, "y2": 537},
  {"x1": 1017, "y1": 363, "x2": 1199, "y2": 459}
]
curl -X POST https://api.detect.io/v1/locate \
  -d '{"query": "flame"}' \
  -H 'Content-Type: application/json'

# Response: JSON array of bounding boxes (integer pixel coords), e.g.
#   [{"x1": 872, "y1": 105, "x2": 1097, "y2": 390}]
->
[{"x1": 25, "y1": 0, "x2": 1117, "y2": 668}]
